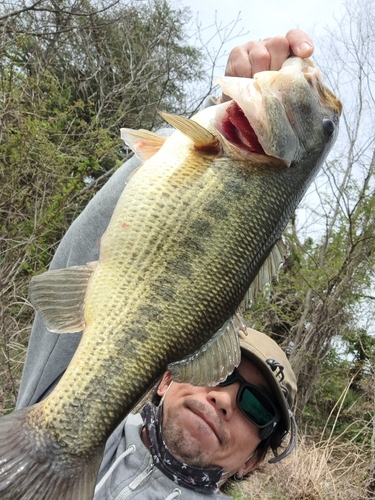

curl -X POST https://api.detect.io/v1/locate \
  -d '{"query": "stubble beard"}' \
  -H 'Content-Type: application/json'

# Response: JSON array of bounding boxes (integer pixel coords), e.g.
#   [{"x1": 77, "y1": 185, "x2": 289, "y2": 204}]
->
[
  {"x1": 162, "y1": 411, "x2": 208, "y2": 467},
  {"x1": 162, "y1": 397, "x2": 227, "y2": 468}
]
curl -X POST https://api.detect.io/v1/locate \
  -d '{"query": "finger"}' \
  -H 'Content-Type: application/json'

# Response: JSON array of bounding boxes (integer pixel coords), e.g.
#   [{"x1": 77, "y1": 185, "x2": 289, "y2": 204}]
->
[
  {"x1": 225, "y1": 41, "x2": 272, "y2": 78},
  {"x1": 263, "y1": 36, "x2": 291, "y2": 71},
  {"x1": 286, "y1": 29, "x2": 314, "y2": 58},
  {"x1": 248, "y1": 42, "x2": 272, "y2": 75},
  {"x1": 224, "y1": 43, "x2": 259, "y2": 78}
]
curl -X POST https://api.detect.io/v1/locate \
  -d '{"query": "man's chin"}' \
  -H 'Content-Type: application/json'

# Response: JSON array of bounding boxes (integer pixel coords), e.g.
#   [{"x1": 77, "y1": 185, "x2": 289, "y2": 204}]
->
[{"x1": 162, "y1": 413, "x2": 211, "y2": 468}]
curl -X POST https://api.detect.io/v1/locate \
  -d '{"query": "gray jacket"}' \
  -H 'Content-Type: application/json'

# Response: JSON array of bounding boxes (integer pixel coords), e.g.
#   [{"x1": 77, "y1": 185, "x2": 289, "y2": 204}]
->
[
  {"x1": 93, "y1": 413, "x2": 230, "y2": 500},
  {"x1": 16, "y1": 97, "x2": 232, "y2": 498}
]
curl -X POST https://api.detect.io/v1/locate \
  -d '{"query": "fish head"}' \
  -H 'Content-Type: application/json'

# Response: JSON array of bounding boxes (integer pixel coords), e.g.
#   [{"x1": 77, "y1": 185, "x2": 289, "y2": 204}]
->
[{"x1": 214, "y1": 57, "x2": 342, "y2": 168}]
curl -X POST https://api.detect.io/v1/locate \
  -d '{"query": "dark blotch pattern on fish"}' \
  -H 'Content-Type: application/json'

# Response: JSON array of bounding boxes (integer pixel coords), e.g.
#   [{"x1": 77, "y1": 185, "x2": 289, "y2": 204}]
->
[
  {"x1": 203, "y1": 199, "x2": 229, "y2": 220},
  {"x1": 167, "y1": 256, "x2": 193, "y2": 278},
  {"x1": 190, "y1": 218, "x2": 212, "y2": 237},
  {"x1": 223, "y1": 178, "x2": 247, "y2": 196},
  {"x1": 149, "y1": 276, "x2": 176, "y2": 302},
  {"x1": 182, "y1": 236, "x2": 205, "y2": 254},
  {"x1": 137, "y1": 304, "x2": 163, "y2": 322}
]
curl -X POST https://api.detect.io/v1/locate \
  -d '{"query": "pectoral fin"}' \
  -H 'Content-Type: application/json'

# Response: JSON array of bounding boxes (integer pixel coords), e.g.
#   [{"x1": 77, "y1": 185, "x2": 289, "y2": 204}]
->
[
  {"x1": 168, "y1": 311, "x2": 245, "y2": 386},
  {"x1": 159, "y1": 111, "x2": 221, "y2": 154},
  {"x1": 28, "y1": 263, "x2": 97, "y2": 333},
  {"x1": 120, "y1": 128, "x2": 166, "y2": 161}
]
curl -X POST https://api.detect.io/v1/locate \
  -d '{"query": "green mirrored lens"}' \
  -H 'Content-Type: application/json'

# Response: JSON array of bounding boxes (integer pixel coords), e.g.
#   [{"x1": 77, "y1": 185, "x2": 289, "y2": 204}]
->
[{"x1": 240, "y1": 388, "x2": 275, "y2": 426}]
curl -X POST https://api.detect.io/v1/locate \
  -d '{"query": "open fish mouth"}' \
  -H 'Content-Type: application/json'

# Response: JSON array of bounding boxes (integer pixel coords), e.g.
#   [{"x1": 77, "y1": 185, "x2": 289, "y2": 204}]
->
[
  {"x1": 212, "y1": 75, "x2": 271, "y2": 159},
  {"x1": 220, "y1": 100, "x2": 266, "y2": 155}
]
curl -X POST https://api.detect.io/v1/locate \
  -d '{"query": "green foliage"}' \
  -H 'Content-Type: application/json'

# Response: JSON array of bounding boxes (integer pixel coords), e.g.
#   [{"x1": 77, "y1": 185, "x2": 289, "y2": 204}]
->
[
  {"x1": 0, "y1": 0, "x2": 205, "y2": 275},
  {"x1": 302, "y1": 349, "x2": 373, "y2": 442}
]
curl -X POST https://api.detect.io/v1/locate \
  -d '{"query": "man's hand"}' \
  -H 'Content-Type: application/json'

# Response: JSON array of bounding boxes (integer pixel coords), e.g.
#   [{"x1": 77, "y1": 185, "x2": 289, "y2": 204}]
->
[{"x1": 218, "y1": 29, "x2": 314, "y2": 103}]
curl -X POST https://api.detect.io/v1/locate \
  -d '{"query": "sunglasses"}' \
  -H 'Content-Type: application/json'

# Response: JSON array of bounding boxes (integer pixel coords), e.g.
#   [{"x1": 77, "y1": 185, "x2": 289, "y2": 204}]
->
[{"x1": 218, "y1": 368, "x2": 280, "y2": 440}]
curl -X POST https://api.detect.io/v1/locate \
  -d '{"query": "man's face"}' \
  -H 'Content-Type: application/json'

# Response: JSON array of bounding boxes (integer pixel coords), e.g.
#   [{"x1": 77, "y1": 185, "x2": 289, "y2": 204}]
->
[{"x1": 158, "y1": 357, "x2": 270, "y2": 478}]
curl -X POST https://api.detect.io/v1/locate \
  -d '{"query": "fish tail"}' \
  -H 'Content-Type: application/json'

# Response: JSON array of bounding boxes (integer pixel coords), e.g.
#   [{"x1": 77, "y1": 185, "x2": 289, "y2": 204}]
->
[{"x1": 0, "y1": 406, "x2": 102, "y2": 500}]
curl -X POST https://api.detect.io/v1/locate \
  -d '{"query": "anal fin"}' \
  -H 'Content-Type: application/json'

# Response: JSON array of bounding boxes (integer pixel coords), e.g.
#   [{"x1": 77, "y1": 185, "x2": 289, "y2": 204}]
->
[{"x1": 168, "y1": 311, "x2": 246, "y2": 386}]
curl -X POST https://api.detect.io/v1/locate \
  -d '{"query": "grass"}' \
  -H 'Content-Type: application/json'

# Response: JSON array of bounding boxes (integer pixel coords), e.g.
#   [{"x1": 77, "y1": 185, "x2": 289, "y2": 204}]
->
[
  {"x1": 232, "y1": 426, "x2": 373, "y2": 499},
  {"x1": 0, "y1": 294, "x2": 31, "y2": 415},
  {"x1": 0, "y1": 333, "x2": 27, "y2": 414}
]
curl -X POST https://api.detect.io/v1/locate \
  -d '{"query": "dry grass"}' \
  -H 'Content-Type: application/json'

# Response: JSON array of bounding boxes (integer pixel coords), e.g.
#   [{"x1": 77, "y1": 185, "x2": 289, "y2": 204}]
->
[
  {"x1": 0, "y1": 268, "x2": 31, "y2": 415},
  {"x1": 0, "y1": 316, "x2": 29, "y2": 415},
  {"x1": 234, "y1": 434, "x2": 371, "y2": 500}
]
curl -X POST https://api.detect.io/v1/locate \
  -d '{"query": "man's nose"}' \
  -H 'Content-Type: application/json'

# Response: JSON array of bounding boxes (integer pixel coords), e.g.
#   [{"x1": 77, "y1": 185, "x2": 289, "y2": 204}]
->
[{"x1": 208, "y1": 383, "x2": 239, "y2": 420}]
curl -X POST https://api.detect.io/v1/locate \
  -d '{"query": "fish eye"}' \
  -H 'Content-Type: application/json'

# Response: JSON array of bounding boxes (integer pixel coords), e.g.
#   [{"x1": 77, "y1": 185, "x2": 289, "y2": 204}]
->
[{"x1": 322, "y1": 118, "x2": 335, "y2": 135}]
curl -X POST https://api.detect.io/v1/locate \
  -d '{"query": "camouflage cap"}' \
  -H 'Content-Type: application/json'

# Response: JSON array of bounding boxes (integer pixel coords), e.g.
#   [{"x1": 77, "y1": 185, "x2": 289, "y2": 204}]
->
[{"x1": 238, "y1": 327, "x2": 297, "y2": 435}]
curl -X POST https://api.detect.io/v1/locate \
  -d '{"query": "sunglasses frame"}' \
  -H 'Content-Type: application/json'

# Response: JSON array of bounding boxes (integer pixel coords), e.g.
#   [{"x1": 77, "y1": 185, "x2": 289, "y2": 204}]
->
[{"x1": 218, "y1": 368, "x2": 281, "y2": 440}]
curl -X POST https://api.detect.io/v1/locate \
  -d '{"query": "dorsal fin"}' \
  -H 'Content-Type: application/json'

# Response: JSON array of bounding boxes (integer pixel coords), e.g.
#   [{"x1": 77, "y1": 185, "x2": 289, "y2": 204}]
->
[
  {"x1": 158, "y1": 111, "x2": 221, "y2": 154},
  {"x1": 120, "y1": 128, "x2": 166, "y2": 161}
]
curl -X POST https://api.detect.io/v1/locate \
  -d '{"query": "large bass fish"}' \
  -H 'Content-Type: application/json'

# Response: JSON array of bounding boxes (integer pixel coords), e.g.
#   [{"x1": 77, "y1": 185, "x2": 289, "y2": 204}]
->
[{"x1": 0, "y1": 57, "x2": 341, "y2": 499}]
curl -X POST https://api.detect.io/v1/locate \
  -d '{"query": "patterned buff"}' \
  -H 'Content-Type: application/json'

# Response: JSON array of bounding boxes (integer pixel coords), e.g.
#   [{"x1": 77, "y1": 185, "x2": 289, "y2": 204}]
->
[{"x1": 141, "y1": 402, "x2": 224, "y2": 494}]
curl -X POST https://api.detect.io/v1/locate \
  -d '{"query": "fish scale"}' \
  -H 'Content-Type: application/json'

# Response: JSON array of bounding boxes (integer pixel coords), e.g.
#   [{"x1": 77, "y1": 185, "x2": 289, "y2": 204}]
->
[{"x1": 0, "y1": 57, "x2": 342, "y2": 499}]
